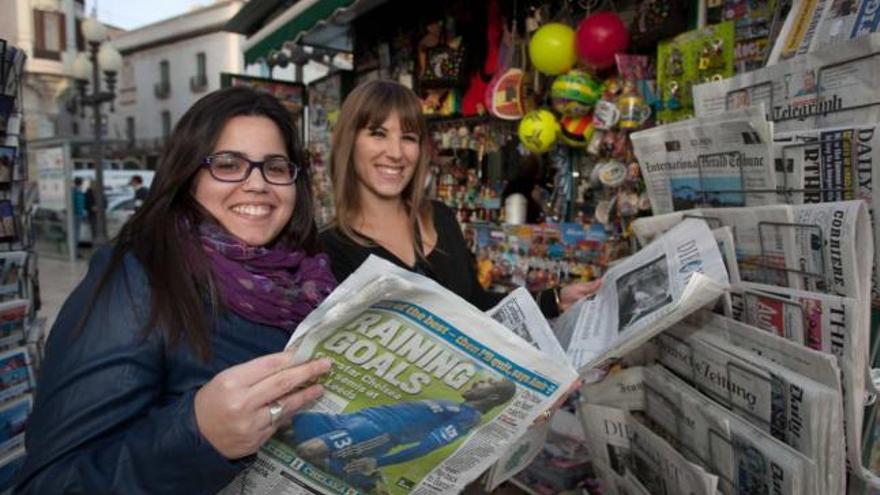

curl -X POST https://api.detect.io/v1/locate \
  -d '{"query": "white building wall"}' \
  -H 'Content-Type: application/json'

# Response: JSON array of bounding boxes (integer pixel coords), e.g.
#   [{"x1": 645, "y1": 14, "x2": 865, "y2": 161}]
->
[
  {"x1": 107, "y1": 0, "x2": 244, "y2": 142},
  {"x1": 109, "y1": 31, "x2": 243, "y2": 141}
]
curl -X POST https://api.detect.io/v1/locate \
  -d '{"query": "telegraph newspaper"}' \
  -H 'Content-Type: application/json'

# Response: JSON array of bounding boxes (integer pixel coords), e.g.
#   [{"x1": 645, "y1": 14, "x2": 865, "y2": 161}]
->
[
  {"x1": 630, "y1": 106, "x2": 777, "y2": 216},
  {"x1": 221, "y1": 257, "x2": 578, "y2": 495},
  {"x1": 694, "y1": 33, "x2": 880, "y2": 134},
  {"x1": 554, "y1": 218, "x2": 729, "y2": 372}
]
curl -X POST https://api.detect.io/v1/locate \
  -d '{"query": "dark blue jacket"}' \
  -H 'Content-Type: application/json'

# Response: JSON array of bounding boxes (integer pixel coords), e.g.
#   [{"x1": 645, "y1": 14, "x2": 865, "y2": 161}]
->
[{"x1": 15, "y1": 248, "x2": 290, "y2": 493}]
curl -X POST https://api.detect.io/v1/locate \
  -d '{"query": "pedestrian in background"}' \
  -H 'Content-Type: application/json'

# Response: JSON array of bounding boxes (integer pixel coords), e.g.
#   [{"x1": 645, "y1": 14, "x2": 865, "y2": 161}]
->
[
  {"x1": 130, "y1": 174, "x2": 149, "y2": 208},
  {"x1": 72, "y1": 177, "x2": 86, "y2": 256}
]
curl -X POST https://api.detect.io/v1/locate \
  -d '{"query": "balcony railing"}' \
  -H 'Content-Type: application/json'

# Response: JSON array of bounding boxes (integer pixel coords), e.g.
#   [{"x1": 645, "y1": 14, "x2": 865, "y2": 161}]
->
[
  {"x1": 153, "y1": 81, "x2": 170, "y2": 99},
  {"x1": 190, "y1": 74, "x2": 208, "y2": 93}
]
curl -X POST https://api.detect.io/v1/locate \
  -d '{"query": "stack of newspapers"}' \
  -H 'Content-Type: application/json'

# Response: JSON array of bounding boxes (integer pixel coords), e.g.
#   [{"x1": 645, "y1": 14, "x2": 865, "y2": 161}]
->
[
  {"x1": 623, "y1": 198, "x2": 874, "y2": 491},
  {"x1": 690, "y1": 33, "x2": 880, "y2": 308},
  {"x1": 220, "y1": 217, "x2": 732, "y2": 495}
]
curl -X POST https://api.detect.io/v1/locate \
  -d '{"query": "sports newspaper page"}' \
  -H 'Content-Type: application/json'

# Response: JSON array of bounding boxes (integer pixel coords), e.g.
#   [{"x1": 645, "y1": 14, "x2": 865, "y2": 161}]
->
[{"x1": 221, "y1": 257, "x2": 578, "y2": 495}]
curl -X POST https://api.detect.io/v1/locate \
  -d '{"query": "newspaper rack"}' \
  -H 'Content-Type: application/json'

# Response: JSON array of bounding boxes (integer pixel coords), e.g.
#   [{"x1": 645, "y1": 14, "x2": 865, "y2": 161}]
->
[{"x1": 723, "y1": 51, "x2": 880, "y2": 123}]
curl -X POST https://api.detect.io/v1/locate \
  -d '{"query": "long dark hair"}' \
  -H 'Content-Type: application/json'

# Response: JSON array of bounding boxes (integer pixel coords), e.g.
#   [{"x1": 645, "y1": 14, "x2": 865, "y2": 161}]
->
[{"x1": 81, "y1": 87, "x2": 317, "y2": 360}]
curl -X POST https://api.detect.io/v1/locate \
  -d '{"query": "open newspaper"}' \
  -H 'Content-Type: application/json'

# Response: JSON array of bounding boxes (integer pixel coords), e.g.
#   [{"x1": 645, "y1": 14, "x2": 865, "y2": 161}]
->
[
  {"x1": 630, "y1": 106, "x2": 776, "y2": 216},
  {"x1": 483, "y1": 288, "x2": 567, "y2": 490},
  {"x1": 654, "y1": 322, "x2": 845, "y2": 495},
  {"x1": 222, "y1": 257, "x2": 578, "y2": 495},
  {"x1": 695, "y1": 33, "x2": 880, "y2": 135},
  {"x1": 553, "y1": 218, "x2": 729, "y2": 372}
]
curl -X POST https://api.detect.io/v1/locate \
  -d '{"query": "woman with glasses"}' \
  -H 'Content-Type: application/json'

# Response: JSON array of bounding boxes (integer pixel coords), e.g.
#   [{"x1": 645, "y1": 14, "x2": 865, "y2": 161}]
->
[
  {"x1": 16, "y1": 87, "x2": 336, "y2": 494},
  {"x1": 321, "y1": 80, "x2": 600, "y2": 315}
]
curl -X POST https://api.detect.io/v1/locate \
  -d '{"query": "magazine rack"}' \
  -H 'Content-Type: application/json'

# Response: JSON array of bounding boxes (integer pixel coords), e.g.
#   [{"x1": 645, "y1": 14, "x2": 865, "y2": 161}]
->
[{"x1": 0, "y1": 39, "x2": 39, "y2": 490}]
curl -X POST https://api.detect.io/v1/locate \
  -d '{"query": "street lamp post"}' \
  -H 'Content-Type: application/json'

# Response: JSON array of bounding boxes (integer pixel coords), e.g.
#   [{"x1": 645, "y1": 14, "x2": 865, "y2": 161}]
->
[{"x1": 71, "y1": 16, "x2": 121, "y2": 245}]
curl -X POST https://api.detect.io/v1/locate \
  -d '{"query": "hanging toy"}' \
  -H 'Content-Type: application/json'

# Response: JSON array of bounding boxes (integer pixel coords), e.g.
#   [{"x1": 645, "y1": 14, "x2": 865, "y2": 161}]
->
[
  {"x1": 550, "y1": 70, "x2": 602, "y2": 116},
  {"x1": 518, "y1": 109, "x2": 560, "y2": 153},
  {"x1": 576, "y1": 12, "x2": 630, "y2": 70},
  {"x1": 559, "y1": 114, "x2": 595, "y2": 147},
  {"x1": 528, "y1": 23, "x2": 577, "y2": 75}
]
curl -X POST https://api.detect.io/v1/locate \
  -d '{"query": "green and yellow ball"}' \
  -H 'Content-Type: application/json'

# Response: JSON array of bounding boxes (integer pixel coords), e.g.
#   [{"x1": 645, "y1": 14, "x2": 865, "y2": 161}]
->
[
  {"x1": 551, "y1": 70, "x2": 601, "y2": 117},
  {"x1": 559, "y1": 114, "x2": 595, "y2": 147},
  {"x1": 518, "y1": 109, "x2": 559, "y2": 154}
]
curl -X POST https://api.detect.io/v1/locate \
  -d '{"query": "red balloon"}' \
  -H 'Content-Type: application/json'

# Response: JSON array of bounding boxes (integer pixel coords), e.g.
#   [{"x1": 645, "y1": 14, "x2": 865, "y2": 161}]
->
[{"x1": 576, "y1": 12, "x2": 630, "y2": 70}]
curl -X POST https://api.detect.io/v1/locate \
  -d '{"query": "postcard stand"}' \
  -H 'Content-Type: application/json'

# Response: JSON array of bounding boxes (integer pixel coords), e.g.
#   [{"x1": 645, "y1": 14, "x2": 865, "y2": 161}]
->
[{"x1": 0, "y1": 41, "x2": 37, "y2": 487}]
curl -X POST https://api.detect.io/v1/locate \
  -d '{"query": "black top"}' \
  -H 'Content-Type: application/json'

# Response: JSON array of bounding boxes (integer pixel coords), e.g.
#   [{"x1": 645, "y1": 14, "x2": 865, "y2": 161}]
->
[{"x1": 320, "y1": 201, "x2": 559, "y2": 316}]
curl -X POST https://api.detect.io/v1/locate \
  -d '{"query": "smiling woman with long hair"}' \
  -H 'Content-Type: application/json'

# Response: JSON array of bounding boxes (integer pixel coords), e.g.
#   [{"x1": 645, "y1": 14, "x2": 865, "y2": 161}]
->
[
  {"x1": 321, "y1": 80, "x2": 600, "y2": 315},
  {"x1": 15, "y1": 87, "x2": 337, "y2": 494}
]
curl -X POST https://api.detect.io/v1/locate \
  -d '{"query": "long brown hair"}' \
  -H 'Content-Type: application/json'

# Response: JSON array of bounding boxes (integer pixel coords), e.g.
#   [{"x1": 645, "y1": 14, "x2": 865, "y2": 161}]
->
[
  {"x1": 81, "y1": 87, "x2": 317, "y2": 360},
  {"x1": 328, "y1": 80, "x2": 433, "y2": 256}
]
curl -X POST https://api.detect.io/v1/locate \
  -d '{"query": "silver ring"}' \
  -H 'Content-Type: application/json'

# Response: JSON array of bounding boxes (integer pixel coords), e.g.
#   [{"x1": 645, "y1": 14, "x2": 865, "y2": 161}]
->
[{"x1": 268, "y1": 401, "x2": 284, "y2": 427}]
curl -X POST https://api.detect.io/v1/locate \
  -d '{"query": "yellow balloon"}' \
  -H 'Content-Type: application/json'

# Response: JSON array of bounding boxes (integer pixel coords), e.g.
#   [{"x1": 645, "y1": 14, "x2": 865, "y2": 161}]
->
[
  {"x1": 518, "y1": 109, "x2": 559, "y2": 153},
  {"x1": 529, "y1": 23, "x2": 577, "y2": 75}
]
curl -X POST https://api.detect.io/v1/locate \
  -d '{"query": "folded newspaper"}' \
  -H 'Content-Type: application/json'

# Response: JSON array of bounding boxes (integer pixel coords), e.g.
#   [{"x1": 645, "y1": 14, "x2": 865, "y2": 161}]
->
[
  {"x1": 631, "y1": 106, "x2": 777, "y2": 215},
  {"x1": 694, "y1": 33, "x2": 880, "y2": 135},
  {"x1": 554, "y1": 218, "x2": 730, "y2": 372},
  {"x1": 768, "y1": 0, "x2": 880, "y2": 64},
  {"x1": 631, "y1": 201, "x2": 873, "y2": 304},
  {"x1": 724, "y1": 283, "x2": 867, "y2": 472},
  {"x1": 654, "y1": 322, "x2": 845, "y2": 495},
  {"x1": 577, "y1": 403, "x2": 719, "y2": 495},
  {"x1": 222, "y1": 257, "x2": 578, "y2": 495},
  {"x1": 643, "y1": 364, "x2": 817, "y2": 495}
]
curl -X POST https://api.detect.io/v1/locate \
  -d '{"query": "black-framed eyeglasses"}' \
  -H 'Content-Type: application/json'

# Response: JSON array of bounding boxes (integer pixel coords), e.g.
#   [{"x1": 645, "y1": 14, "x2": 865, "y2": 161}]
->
[{"x1": 201, "y1": 152, "x2": 299, "y2": 185}]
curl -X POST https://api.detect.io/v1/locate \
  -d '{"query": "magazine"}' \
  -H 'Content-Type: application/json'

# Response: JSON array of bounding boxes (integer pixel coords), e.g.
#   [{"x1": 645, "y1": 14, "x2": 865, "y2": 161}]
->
[
  {"x1": 630, "y1": 106, "x2": 777, "y2": 215},
  {"x1": 0, "y1": 347, "x2": 32, "y2": 404},
  {"x1": 0, "y1": 252, "x2": 26, "y2": 296},
  {"x1": 223, "y1": 256, "x2": 579, "y2": 495},
  {"x1": 0, "y1": 299, "x2": 28, "y2": 350},
  {"x1": 0, "y1": 393, "x2": 30, "y2": 455},
  {"x1": 554, "y1": 218, "x2": 729, "y2": 371}
]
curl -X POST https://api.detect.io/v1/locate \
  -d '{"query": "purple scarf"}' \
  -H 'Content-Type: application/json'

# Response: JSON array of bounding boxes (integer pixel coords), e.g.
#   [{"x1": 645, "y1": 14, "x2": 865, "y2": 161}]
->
[{"x1": 197, "y1": 222, "x2": 336, "y2": 333}]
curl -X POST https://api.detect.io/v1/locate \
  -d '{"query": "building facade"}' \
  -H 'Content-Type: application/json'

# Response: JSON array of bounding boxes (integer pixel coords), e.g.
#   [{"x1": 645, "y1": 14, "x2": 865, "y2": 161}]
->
[{"x1": 107, "y1": 0, "x2": 245, "y2": 167}]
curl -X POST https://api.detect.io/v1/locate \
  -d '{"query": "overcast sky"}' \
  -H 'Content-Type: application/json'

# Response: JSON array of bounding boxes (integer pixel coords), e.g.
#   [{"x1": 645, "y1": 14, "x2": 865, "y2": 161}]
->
[{"x1": 85, "y1": 0, "x2": 207, "y2": 30}]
